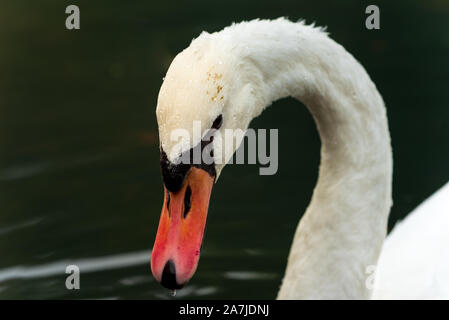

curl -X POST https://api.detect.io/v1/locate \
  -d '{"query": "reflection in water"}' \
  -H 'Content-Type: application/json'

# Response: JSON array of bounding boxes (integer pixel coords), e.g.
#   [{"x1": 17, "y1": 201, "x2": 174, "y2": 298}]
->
[
  {"x1": 0, "y1": 162, "x2": 52, "y2": 181},
  {"x1": 0, "y1": 218, "x2": 43, "y2": 236},
  {"x1": 119, "y1": 275, "x2": 151, "y2": 286},
  {"x1": 224, "y1": 271, "x2": 277, "y2": 280},
  {"x1": 0, "y1": 152, "x2": 115, "y2": 181},
  {"x1": 0, "y1": 1, "x2": 447, "y2": 299},
  {"x1": 0, "y1": 250, "x2": 151, "y2": 283},
  {"x1": 154, "y1": 285, "x2": 218, "y2": 299}
]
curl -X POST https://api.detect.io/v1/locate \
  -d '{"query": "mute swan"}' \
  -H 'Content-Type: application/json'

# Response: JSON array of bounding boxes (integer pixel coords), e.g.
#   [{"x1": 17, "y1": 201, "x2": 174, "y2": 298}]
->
[{"x1": 150, "y1": 18, "x2": 449, "y2": 299}]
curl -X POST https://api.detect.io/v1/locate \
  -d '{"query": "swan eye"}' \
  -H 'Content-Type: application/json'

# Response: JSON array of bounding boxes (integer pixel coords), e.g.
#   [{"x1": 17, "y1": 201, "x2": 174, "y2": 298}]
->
[
  {"x1": 184, "y1": 186, "x2": 192, "y2": 218},
  {"x1": 211, "y1": 114, "x2": 223, "y2": 129}
]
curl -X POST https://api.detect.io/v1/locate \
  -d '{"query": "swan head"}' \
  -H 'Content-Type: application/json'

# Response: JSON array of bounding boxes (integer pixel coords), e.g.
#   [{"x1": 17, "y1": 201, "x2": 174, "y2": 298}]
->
[{"x1": 151, "y1": 32, "x2": 259, "y2": 289}]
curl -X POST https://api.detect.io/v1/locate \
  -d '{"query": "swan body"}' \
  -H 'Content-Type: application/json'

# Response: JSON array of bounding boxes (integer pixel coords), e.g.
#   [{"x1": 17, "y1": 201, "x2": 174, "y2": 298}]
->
[
  {"x1": 373, "y1": 181, "x2": 449, "y2": 299},
  {"x1": 152, "y1": 18, "x2": 449, "y2": 299}
]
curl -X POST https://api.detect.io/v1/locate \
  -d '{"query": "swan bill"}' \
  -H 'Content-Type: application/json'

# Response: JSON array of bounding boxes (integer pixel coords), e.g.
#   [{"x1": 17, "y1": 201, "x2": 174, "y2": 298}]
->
[{"x1": 151, "y1": 167, "x2": 214, "y2": 289}]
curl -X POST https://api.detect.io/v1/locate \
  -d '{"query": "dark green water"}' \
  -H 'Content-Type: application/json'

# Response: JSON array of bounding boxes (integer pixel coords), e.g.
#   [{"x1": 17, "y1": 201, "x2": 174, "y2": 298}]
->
[{"x1": 0, "y1": 1, "x2": 448, "y2": 299}]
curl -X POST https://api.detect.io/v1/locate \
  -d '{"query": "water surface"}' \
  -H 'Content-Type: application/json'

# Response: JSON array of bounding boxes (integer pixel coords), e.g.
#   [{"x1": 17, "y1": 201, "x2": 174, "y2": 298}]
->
[{"x1": 0, "y1": 1, "x2": 448, "y2": 299}]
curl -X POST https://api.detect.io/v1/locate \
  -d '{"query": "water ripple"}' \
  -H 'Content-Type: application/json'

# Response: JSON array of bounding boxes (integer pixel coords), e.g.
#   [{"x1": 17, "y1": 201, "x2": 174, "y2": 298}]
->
[
  {"x1": 224, "y1": 271, "x2": 277, "y2": 280},
  {"x1": 0, "y1": 249, "x2": 152, "y2": 283}
]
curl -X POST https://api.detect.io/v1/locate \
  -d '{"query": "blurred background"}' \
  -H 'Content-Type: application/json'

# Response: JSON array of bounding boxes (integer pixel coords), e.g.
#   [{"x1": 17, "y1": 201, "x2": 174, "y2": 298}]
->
[{"x1": 0, "y1": 0, "x2": 448, "y2": 299}]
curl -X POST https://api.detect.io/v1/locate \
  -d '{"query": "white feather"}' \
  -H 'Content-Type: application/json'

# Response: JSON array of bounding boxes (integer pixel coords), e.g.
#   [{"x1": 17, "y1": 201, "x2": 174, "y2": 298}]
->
[
  {"x1": 156, "y1": 18, "x2": 449, "y2": 299},
  {"x1": 373, "y1": 182, "x2": 449, "y2": 299}
]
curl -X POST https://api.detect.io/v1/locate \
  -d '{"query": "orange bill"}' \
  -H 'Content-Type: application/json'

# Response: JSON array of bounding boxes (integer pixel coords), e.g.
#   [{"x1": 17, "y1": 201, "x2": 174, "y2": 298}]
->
[{"x1": 151, "y1": 167, "x2": 214, "y2": 289}]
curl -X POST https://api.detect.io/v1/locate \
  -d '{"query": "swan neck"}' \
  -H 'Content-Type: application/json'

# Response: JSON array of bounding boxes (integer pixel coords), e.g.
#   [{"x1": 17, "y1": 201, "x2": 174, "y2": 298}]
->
[{"x1": 226, "y1": 21, "x2": 393, "y2": 299}]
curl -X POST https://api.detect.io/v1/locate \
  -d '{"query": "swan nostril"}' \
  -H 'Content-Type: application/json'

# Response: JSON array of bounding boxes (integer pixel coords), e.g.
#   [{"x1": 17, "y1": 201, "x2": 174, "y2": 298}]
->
[
  {"x1": 211, "y1": 114, "x2": 223, "y2": 129},
  {"x1": 184, "y1": 186, "x2": 192, "y2": 218},
  {"x1": 160, "y1": 260, "x2": 183, "y2": 290},
  {"x1": 166, "y1": 192, "x2": 171, "y2": 213}
]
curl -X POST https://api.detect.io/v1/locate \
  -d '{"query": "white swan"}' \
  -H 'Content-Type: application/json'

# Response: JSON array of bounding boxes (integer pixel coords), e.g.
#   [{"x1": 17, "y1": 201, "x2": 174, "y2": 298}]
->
[{"x1": 150, "y1": 18, "x2": 449, "y2": 299}]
